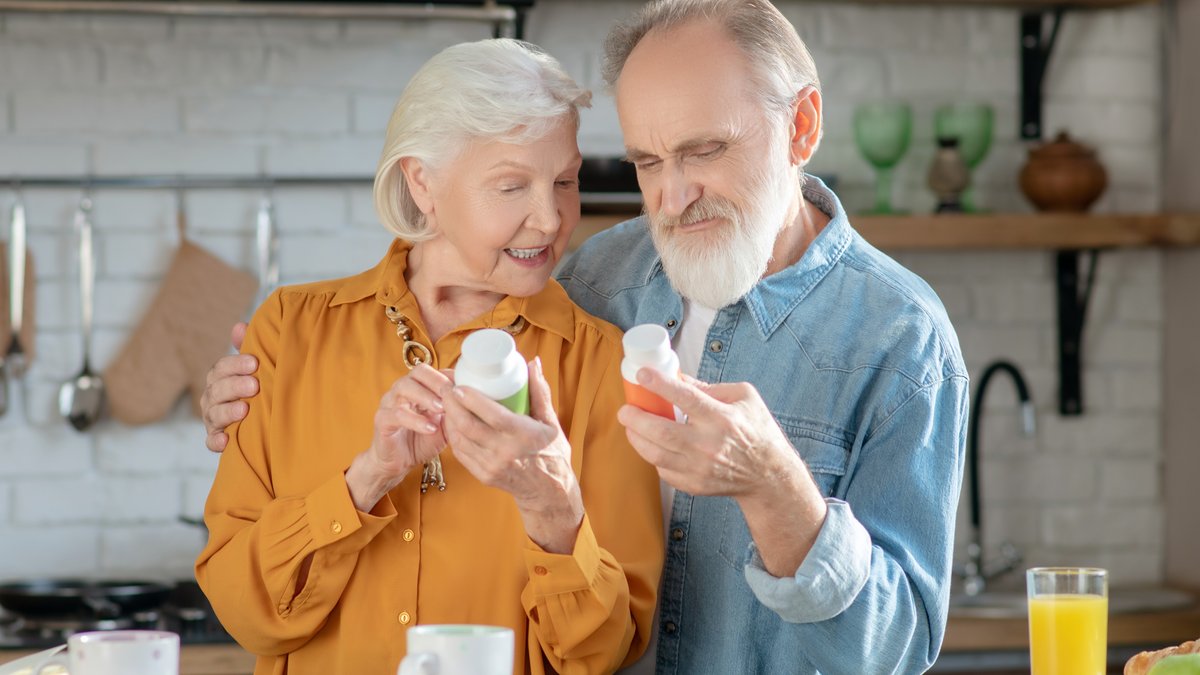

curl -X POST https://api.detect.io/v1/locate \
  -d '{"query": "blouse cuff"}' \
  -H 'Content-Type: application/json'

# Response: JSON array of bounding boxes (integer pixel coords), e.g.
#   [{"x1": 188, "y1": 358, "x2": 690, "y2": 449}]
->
[
  {"x1": 522, "y1": 515, "x2": 601, "y2": 597},
  {"x1": 305, "y1": 472, "x2": 397, "y2": 551}
]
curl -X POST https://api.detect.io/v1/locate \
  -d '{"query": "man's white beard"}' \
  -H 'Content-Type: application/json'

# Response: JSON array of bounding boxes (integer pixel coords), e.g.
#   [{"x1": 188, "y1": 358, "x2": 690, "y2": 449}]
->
[{"x1": 650, "y1": 169, "x2": 793, "y2": 309}]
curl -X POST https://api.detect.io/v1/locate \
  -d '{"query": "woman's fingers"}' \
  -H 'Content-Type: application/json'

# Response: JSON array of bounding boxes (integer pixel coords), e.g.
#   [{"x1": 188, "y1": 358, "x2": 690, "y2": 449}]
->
[
  {"x1": 380, "y1": 365, "x2": 448, "y2": 415},
  {"x1": 526, "y1": 357, "x2": 561, "y2": 429},
  {"x1": 382, "y1": 406, "x2": 442, "y2": 434}
]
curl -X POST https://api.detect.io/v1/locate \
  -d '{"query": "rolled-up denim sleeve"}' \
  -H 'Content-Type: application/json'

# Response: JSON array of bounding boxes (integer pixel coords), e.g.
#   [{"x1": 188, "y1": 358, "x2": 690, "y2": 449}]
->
[
  {"x1": 744, "y1": 499, "x2": 872, "y2": 622},
  {"x1": 742, "y1": 374, "x2": 969, "y2": 673}
]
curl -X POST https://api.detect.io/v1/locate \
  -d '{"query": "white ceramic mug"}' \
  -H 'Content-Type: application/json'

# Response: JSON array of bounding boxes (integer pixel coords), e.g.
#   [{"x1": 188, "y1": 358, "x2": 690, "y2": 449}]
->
[
  {"x1": 397, "y1": 625, "x2": 513, "y2": 675},
  {"x1": 31, "y1": 630, "x2": 179, "y2": 675}
]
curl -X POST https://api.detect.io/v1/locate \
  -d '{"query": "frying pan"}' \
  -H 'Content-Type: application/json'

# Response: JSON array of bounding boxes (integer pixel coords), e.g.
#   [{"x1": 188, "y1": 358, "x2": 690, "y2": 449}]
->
[{"x1": 0, "y1": 580, "x2": 172, "y2": 618}]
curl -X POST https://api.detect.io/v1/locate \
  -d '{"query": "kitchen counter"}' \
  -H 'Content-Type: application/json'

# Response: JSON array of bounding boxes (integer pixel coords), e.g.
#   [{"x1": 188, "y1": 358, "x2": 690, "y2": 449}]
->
[
  {"x1": 935, "y1": 597, "x2": 1200, "y2": 674},
  {"x1": 944, "y1": 600, "x2": 1200, "y2": 652},
  {"x1": 3, "y1": 601, "x2": 1197, "y2": 675},
  {"x1": 0, "y1": 644, "x2": 257, "y2": 675}
]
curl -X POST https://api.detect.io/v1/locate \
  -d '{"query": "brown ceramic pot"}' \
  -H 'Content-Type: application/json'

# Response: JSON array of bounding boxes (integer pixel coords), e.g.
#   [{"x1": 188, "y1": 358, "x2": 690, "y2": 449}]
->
[{"x1": 1019, "y1": 131, "x2": 1108, "y2": 212}]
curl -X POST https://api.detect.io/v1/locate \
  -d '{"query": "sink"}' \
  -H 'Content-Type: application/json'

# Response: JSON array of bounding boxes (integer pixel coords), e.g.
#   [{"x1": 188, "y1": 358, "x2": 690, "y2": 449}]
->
[{"x1": 949, "y1": 587, "x2": 1195, "y2": 619}]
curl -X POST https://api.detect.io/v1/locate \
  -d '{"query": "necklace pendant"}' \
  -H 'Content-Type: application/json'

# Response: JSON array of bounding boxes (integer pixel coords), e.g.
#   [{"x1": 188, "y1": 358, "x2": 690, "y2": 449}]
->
[
  {"x1": 404, "y1": 340, "x2": 433, "y2": 369},
  {"x1": 419, "y1": 458, "x2": 446, "y2": 494}
]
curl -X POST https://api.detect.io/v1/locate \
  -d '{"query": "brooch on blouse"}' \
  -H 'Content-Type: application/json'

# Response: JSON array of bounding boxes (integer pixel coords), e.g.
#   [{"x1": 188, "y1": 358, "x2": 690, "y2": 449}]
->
[{"x1": 384, "y1": 305, "x2": 527, "y2": 493}]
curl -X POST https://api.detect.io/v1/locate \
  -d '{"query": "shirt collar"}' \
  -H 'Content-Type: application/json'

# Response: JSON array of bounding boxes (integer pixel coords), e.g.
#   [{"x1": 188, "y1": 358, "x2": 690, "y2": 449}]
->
[
  {"x1": 740, "y1": 175, "x2": 853, "y2": 338},
  {"x1": 329, "y1": 238, "x2": 577, "y2": 343}
]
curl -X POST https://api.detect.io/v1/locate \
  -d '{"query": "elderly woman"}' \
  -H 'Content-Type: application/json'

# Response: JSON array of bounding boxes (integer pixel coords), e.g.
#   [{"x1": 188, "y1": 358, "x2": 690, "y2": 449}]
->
[{"x1": 194, "y1": 39, "x2": 663, "y2": 675}]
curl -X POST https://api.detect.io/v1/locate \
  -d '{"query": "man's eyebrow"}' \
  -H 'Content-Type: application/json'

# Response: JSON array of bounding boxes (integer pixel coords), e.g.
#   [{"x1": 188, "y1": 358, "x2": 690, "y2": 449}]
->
[
  {"x1": 625, "y1": 138, "x2": 725, "y2": 163},
  {"x1": 624, "y1": 148, "x2": 655, "y2": 163}
]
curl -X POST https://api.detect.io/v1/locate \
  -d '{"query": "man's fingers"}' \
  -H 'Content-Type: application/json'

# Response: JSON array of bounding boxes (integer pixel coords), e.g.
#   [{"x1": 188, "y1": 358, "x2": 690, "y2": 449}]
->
[
  {"x1": 207, "y1": 354, "x2": 258, "y2": 386},
  {"x1": 617, "y1": 404, "x2": 688, "y2": 460},
  {"x1": 205, "y1": 400, "x2": 249, "y2": 436},
  {"x1": 621, "y1": 420, "x2": 686, "y2": 474},
  {"x1": 636, "y1": 367, "x2": 714, "y2": 415},
  {"x1": 205, "y1": 431, "x2": 228, "y2": 454},
  {"x1": 701, "y1": 380, "x2": 759, "y2": 406},
  {"x1": 230, "y1": 322, "x2": 249, "y2": 352},
  {"x1": 205, "y1": 374, "x2": 259, "y2": 416}
]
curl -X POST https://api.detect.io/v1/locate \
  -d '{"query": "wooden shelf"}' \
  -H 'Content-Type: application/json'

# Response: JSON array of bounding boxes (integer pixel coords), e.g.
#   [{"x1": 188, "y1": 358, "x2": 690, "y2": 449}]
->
[
  {"x1": 572, "y1": 213, "x2": 1200, "y2": 252},
  {"x1": 856, "y1": 213, "x2": 1200, "y2": 250}
]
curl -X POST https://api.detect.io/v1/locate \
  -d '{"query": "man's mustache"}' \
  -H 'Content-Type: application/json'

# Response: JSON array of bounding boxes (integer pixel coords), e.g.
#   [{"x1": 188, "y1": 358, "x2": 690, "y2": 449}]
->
[{"x1": 650, "y1": 196, "x2": 740, "y2": 230}]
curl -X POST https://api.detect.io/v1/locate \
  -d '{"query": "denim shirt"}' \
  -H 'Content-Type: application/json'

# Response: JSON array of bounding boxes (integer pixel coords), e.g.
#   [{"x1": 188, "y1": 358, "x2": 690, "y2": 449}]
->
[{"x1": 556, "y1": 178, "x2": 969, "y2": 674}]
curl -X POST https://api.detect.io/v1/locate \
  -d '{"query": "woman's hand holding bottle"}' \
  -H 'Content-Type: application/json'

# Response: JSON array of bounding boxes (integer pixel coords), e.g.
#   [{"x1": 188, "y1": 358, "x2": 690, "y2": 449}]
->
[{"x1": 346, "y1": 364, "x2": 451, "y2": 511}]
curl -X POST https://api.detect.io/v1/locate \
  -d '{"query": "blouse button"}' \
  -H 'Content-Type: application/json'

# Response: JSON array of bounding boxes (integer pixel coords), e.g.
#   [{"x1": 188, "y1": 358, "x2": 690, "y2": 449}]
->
[
  {"x1": 533, "y1": 566, "x2": 548, "y2": 576},
  {"x1": 398, "y1": 611, "x2": 411, "y2": 625},
  {"x1": 330, "y1": 521, "x2": 343, "y2": 534},
  {"x1": 402, "y1": 529, "x2": 415, "y2": 542}
]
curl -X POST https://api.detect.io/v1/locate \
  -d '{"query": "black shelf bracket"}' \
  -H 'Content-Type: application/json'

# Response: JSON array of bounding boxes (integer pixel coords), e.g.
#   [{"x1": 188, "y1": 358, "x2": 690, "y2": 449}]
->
[
  {"x1": 1020, "y1": 7, "x2": 1065, "y2": 140},
  {"x1": 1055, "y1": 249, "x2": 1100, "y2": 416}
]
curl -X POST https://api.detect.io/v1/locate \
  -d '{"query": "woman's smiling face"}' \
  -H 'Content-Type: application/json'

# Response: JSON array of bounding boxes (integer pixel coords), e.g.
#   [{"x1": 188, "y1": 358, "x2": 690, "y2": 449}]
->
[{"x1": 416, "y1": 117, "x2": 583, "y2": 298}]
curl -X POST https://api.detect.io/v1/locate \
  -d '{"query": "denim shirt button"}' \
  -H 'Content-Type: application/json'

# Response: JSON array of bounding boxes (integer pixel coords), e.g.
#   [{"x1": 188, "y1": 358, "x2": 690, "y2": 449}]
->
[
  {"x1": 671, "y1": 527, "x2": 685, "y2": 541},
  {"x1": 664, "y1": 621, "x2": 678, "y2": 634},
  {"x1": 708, "y1": 340, "x2": 723, "y2": 353},
  {"x1": 666, "y1": 319, "x2": 677, "y2": 328}
]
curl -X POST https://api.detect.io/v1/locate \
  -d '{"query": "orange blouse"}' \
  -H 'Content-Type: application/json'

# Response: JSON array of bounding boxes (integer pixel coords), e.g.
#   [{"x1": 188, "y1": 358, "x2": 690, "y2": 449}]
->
[{"x1": 196, "y1": 240, "x2": 664, "y2": 675}]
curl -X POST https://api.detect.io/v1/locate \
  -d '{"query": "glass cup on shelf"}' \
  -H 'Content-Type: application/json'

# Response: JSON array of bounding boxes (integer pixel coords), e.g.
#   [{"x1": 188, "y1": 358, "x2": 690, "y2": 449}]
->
[
  {"x1": 1026, "y1": 567, "x2": 1108, "y2": 675},
  {"x1": 934, "y1": 103, "x2": 994, "y2": 212},
  {"x1": 853, "y1": 101, "x2": 913, "y2": 215}
]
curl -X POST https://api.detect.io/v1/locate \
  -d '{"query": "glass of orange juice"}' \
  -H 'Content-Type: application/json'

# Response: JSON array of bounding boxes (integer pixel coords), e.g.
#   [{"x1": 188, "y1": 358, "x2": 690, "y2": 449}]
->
[{"x1": 1026, "y1": 567, "x2": 1108, "y2": 675}]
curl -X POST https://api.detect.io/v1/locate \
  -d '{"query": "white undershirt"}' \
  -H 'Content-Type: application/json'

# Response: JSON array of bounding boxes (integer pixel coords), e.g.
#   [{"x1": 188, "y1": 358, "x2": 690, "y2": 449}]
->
[
  {"x1": 663, "y1": 298, "x2": 718, "y2": 528},
  {"x1": 621, "y1": 300, "x2": 719, "y2": 675},
  {"x1": 675, "y1": 299, "x2": 719, "y2": 378}
]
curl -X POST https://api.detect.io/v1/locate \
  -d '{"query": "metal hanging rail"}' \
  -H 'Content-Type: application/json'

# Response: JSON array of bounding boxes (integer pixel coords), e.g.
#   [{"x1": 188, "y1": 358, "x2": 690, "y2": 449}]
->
[
  {"x1": 7, "y1": 175, "x2": 376, "y2": 190},
  {"x1": 0, "y1": 1, "x2": 518, "y2": 23}
]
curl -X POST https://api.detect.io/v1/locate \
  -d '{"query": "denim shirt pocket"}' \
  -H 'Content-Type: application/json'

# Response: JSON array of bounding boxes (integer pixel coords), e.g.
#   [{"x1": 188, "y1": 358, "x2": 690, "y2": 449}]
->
[{"x1": 718, "y1": 418, "x2": 853, "y2": 570}]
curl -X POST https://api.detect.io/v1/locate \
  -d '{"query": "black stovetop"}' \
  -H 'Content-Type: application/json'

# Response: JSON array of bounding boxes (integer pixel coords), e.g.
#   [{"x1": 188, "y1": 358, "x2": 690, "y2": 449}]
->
[{"x1": 0, "y1": 580, "x2": 236, "y2": 650}]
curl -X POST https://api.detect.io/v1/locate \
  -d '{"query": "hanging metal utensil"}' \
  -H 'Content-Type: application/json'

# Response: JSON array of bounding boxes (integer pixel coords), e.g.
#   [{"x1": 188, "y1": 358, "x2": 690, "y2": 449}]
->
[
  {"x1": 0, "y1": 196, "x2": 21, "y2": 417},
  {"x1": 255, "y1": 194, "x2": 279, "y2": 305},
  {"x1": 7, "y1": 195, "x2": 28, "y2": 377},
  {"x1": 58, "y1": 197, "x2": 105, "y2": 431}
]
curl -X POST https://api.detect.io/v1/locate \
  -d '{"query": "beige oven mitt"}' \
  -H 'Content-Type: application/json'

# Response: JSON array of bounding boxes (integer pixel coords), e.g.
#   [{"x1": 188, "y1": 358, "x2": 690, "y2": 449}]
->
[{"x1": 105, "y1": 240, "x2": 257, "y2": 425}]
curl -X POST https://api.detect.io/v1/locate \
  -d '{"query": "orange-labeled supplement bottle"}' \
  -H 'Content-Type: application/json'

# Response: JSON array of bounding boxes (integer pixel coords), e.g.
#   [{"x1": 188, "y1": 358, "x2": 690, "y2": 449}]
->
[{"x1": 621, "y1": 324, "x2": 685, "y2": 422}]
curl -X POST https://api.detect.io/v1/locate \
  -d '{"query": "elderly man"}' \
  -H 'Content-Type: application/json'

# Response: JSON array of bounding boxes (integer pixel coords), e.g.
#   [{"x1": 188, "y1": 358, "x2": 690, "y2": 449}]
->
[{"x1": 202, "y1": 1, "x2": 968, "y2": 672}]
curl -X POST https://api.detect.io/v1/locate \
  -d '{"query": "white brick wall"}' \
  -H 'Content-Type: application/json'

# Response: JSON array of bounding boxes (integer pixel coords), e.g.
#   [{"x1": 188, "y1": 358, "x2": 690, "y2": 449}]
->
[{"x1": 0, "y1": 1, "x2": 1169, "y2": 588}]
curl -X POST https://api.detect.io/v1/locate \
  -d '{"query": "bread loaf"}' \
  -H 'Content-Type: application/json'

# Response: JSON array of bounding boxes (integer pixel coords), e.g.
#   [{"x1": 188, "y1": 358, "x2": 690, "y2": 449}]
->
[{"x1": 1125, "y1": 639, "x2": 1200, "y2": 675}]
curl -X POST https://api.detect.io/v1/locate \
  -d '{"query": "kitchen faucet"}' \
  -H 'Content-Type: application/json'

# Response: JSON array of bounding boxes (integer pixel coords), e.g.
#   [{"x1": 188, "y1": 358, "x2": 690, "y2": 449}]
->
[{"x1": 959, "y1": 359, "x2": 1036, "y2": 596}]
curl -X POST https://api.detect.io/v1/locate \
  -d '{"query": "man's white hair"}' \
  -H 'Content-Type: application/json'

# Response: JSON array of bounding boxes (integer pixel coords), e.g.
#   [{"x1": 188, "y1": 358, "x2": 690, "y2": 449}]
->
[
  {"x1": 374, "y1": 38, "x2": 592, "y2": 241},
  {"x1": 602, "y1": 0, "x2": 820, "y2": 119}
]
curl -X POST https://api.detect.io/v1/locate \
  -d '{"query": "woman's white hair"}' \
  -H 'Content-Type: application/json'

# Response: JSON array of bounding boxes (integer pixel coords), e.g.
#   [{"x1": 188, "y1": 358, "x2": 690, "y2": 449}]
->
[{"x1": 374, "y1": 38, "x2": 591, "y2": 241}]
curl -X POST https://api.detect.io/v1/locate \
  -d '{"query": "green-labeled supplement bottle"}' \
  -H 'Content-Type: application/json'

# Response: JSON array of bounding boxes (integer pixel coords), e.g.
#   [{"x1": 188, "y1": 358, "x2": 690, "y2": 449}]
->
[{"x1": 455, "y1": 328, "x2": 529, "y2": 415}]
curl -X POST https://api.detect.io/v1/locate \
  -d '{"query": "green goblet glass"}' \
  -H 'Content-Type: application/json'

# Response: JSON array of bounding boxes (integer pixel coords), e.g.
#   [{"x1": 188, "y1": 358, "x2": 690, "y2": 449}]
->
[
  {"x1": 934, "y1": 103, "x2": 994, "y2": 212},
  {"x1": 853, "y1": 102, "x2": 914, "y2": 214}
]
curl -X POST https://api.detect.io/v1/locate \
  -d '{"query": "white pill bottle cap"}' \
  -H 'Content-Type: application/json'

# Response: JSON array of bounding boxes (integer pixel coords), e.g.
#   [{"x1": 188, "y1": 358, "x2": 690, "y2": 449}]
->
[
  {"x1": 456, "y1": 329, "x2": 528, "y2": 402},
  {"x1": 621, "y1": 324, "x2": 679, "y2": 382}
]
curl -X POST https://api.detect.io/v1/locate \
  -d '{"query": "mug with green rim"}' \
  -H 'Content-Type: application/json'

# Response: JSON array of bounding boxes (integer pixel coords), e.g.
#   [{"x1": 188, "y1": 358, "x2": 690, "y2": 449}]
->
[{"x1": 397, "y1": 624, "x2": 514, "y2": 675}]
